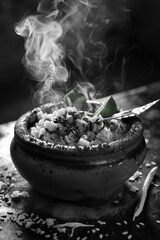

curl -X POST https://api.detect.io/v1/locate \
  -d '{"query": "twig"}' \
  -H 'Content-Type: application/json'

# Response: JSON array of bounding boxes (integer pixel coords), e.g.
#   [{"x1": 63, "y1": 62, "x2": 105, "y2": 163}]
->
[
  {"x1": 54, "y1": 222, "x2": 94, "y2": 229},
  {"x1": 86, "y1": 100, "x2": 102, "y2": 106},
  {"x1": 133, "y1": 166, "x2": 158, "y2": 221},
  {"x1": 53, "y1": 222, "x2": 94, "y2": 237}
]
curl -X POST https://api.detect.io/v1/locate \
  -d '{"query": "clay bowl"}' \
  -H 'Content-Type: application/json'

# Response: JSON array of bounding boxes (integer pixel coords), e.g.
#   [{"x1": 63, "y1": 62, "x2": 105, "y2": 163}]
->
[{"x1": 10, "y1": 103, "x2": 147, "y2": 202}]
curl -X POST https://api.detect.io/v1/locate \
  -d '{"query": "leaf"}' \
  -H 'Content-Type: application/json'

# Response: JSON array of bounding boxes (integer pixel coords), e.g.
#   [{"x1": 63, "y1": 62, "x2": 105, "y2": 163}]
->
[
  {"x1": 64, "y1": 87, "x2": 88, "y2": 110},
  {"x1": 95, "y1": 96, "x2": 118, "y2": 117}
]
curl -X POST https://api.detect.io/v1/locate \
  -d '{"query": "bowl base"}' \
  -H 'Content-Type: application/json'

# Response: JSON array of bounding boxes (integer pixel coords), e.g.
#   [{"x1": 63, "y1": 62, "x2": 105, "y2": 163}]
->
[{"x1": 23, "y1": 181, "x2": 139, "y2": 221}]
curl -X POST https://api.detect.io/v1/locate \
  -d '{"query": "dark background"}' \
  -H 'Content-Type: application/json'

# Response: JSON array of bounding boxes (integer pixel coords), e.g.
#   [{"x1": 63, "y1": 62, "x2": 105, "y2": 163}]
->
[{"x1": 0, "y1": 0, "x2": 160, "y2": 123}]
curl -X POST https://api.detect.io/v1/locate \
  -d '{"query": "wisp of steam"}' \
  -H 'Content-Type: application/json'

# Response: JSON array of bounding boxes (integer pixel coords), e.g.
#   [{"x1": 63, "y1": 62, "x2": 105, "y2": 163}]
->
[
  {"x1": 15, "y1": 0, "x2": 131, "y2": 105},
  {"x1": 15, "y1": 6, "x2": 68, "y2": 104},
  {"x1": 15, "y1": 0, "x2": 114, "y2": 105}
]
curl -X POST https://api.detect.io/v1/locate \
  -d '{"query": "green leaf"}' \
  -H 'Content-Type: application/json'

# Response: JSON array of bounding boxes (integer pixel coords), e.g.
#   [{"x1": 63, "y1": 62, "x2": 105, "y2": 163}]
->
[
  {"x1": 95, "y1": 96, "x2": 118, "y2": 117},
  {"x1": 64, "y1": 87, "x2": 88, "y2": 110}
]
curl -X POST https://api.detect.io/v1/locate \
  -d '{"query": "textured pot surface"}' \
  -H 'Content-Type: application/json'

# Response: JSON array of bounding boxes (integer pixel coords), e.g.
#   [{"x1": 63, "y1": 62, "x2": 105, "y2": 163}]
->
[{"x1": 10, "y1": 103, "x2": 147, "y2": 201}]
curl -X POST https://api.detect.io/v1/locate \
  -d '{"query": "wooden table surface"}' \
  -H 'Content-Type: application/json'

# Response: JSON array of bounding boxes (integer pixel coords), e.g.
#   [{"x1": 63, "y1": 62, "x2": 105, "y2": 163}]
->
[{"x1": 0, "y1": 81, "x2": 160, "y2": 240}]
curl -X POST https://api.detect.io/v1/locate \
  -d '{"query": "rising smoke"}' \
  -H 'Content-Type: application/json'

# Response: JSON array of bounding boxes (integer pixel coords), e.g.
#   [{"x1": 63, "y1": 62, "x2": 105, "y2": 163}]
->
[{"x1": 15, "y1": 0, "x2": 132, "y2": 105}]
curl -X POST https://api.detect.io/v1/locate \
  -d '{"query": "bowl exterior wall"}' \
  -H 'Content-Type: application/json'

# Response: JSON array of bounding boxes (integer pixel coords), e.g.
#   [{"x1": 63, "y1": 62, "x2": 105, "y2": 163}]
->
[{"x1": 10, "y1": 137, "x2": 146, "y2": 201}]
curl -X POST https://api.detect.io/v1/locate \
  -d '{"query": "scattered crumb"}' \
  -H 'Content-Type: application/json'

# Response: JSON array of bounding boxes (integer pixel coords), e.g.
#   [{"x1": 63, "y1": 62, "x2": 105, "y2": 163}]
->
[
  {"x1": 25, "y1": 221, "x2": 33, "y2": 229},
  {"x1": 151, "y1": 182, "x2": 159, "y2": 187},
  {"x1": 16, "y1": 230, "x2": 23, "y2": 237},
  {"x1": 139, "y1": 222, "x2": 145, "y2": 226},
  {"x1": 99, "y1": 233, "x2": 103, "y2": 239},
  {"x1": 45, "y1": 234, "x2": 51, "y2": 239},
  {"x1": 0, "y1": 181, "x2": 5, "y2": 190},
  {"x1": 11, "y1": 190, "x2": 30, "y2": 199},
  {"x1": 97, "y1": 220, "x2": 106, "y2": 225},
  {"x1": 46, "y1": 218, "x2": 56, "y2": 227},
  {"x1": 145, "y1": 138, "x2": 149, "y2": 144},
  {"x1": 11, "y1": 177, "x2": 17, "y2": 182},
  {"x1": 122, "y1": 231, "x2": 128, "y2": 235},
  {"x1": 128, "y1": 183, "x2": 139, "y2": 193},
  {"x1": 145, "y1": 163, "x2": 151, "y2": 168},
  {"x1": 95, "y1": 227, "x2": 100, "y2": 231},
  {"x1": 116, "y1": 222, "x2": 121, "y2": 226},
  {"x1": 151, "y1": 161, "x2": 157, "y2": 166},
  {"x1": 129, "y1": 171, "x2": 142, "y2": 182},
  {"x1": 81, "y1": 237, "x2": 87, "y2": 240},
  {"x1": 113, "y1": 200, "x2": 120, "y2": 204}
]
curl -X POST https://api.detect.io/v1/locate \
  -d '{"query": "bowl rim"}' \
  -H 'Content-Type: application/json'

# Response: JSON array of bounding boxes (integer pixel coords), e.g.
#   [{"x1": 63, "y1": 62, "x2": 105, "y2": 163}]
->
[{"x1": 14, "y1": 102, "x2": 144, "y2": 156}]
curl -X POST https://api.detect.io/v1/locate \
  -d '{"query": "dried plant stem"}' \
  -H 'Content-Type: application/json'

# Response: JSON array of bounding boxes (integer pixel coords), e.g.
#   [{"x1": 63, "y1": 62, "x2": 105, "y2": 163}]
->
[
  {"x1": 133, "y1": 166, "x2": 158, "y2": 221},
  {"x1": 86, "y1": 100, "x2": 102, "y2": 105},
  {"x1": 53, "y1": 222, "x2": 94, "y2": 229},
  {"x1": 53, "y1": 222, "x2": 94, "y2": 237}
]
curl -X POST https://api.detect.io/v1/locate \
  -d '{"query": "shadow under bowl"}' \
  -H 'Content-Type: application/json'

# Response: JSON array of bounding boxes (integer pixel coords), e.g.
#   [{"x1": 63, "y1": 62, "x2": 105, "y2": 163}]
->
[{"x1": 10, "y1": 103, "x2": 147, "y2": 202}]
